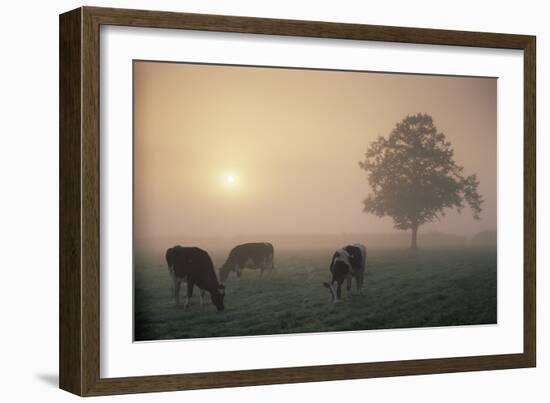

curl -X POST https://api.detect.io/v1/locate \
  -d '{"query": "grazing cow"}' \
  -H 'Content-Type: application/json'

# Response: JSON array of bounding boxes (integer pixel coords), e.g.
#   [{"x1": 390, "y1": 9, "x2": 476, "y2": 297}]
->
[
  {"x1": 165, "y1": 246, "x2": 225, "y2": 311},
  {"x1": 219, "y1": 242, "x2": 274, "y2": 283},
  {"x1": 165, "y1": 246, "x2": 198, "y2": 303},
  {"x1": 166, "y1": 245, "x2": 203, "y2": 304},
  {"x1": 323, "y1": 244, "x2": 367, "y2": 303}
]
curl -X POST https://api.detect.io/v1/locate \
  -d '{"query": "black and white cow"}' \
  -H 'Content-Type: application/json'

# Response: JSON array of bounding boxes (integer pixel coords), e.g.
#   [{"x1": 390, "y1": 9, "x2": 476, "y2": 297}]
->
[
  {"x1": 165, "y1": 246, "x2": 225, "y2": 311},
  {"x1": 219, "y1": 242, "x2": 274, "y2": 283},
  {"x1": 323, "y1": 244, "x2": 367, "y2": 303}
]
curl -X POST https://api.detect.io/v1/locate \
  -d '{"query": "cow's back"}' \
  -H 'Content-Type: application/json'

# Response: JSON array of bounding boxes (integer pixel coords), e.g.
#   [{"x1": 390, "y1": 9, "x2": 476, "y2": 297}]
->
[
  {"x1": 230, "y1": 243, "x2": 272, "y2": 264},
  {"x1": 171, "y1": 247, "x2": 214, "y2": 278}
]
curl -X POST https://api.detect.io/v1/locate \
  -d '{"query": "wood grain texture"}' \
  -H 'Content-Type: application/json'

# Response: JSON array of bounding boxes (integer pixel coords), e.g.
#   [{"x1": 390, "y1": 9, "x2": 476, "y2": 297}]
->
[
  {"x1": 59, "y1": 8, "x2": 82, "y2": 396},
  {"x1": 85, "y1": 354, "x2": 531, "y2": 396},
  {"x1": 59, "y1": 6, "x2": 537, "y2": 396},
  {"x1": 81, "y1": 7, "x2": 102, "y2": 396},
  {"x1": 86, "y1": 6, "x2": 531, "y2": 49},
  {"x1": 523, "y1": 38, "x2": 536, "y2": 367}
]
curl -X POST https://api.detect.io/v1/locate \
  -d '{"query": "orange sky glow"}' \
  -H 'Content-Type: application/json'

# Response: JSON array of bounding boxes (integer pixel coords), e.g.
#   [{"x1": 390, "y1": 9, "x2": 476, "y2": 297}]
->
[{"x1": 134, "y1": 61, "x2": 497, "y2": 247}]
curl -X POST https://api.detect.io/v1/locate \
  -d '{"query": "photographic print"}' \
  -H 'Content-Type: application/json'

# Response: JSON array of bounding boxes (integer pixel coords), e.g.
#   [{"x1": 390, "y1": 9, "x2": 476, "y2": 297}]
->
[{"x1": 133, "y1": 61, "x2": 497, "y2": 342}]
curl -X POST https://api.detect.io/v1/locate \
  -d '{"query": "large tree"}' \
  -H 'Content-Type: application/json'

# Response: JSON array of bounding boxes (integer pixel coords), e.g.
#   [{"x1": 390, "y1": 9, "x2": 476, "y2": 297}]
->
[{"x1": 358, "y1": 113, "x2": 483, "y2": 249}]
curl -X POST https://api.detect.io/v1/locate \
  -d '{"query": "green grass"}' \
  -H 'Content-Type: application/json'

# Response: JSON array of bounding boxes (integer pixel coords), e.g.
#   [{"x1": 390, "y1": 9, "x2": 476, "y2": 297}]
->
[{"x1": 134, "y1": 245, "x2": 496, "y2": 341}]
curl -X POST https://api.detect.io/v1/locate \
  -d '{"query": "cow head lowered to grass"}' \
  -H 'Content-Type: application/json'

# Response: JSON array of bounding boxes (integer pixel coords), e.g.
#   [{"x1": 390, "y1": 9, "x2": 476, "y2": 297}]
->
[
  {"x1": 165, "y1": 245, "x2": 226, "y2": 311},
  {"x1": 323, "y1": 244, "x2": 367, "y2": 303}
]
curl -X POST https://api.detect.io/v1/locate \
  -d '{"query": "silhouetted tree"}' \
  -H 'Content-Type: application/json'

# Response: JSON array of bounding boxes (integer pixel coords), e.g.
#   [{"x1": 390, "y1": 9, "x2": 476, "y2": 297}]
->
[{"x1": 358, "y1": 113, "x2": 483, "y2": 249}]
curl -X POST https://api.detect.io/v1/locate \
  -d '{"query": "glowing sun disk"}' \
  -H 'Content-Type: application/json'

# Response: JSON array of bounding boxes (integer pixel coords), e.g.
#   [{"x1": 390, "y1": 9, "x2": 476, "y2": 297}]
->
[{"x1": 222, "y1": 173, "x2": 239, "y2": 187}]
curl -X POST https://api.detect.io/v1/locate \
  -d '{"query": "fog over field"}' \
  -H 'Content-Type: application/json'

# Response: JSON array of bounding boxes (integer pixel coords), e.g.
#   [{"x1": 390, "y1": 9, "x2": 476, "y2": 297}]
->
[
  {"x1": 135, "y1": 246, "x2": 497, "y2": 341},
  {"x1": 134, "y1": 62, "x2": 497, "y2": 246},
  {"x1": 135, "y1": 231, "x2": 496, "y2": 259},
  {"x1": 133, "y1": 62, "x2": 498, "y2": 340}
]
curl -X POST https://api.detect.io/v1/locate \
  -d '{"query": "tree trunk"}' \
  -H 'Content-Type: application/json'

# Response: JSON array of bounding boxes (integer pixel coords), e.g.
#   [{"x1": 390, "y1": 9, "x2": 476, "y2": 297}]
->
[{"x1": 410, "y1": 225, "x2": 418, "y2": 249}]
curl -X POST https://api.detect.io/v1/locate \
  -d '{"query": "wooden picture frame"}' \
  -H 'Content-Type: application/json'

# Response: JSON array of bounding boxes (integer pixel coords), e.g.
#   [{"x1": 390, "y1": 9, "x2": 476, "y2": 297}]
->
[{"x1": 59, "y1": 6, "x2": 536, "y2": 396}]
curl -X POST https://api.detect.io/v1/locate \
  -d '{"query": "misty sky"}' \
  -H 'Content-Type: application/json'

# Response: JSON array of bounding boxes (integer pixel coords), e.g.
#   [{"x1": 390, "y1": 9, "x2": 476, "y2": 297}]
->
[{"x1": 134, "y1": 61, "x2": 496, "y2": 241}]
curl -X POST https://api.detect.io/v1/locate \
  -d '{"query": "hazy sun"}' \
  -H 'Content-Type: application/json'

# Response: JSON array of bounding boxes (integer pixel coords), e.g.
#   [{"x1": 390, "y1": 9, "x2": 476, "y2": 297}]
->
[{"x1": 222, "y1": 172, "x2": 239, "y2": 187}]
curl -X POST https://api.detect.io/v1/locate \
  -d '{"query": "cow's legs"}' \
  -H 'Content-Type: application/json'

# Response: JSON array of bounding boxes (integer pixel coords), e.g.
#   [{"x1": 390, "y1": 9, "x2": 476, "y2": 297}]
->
[
  {"x1": 325, "y1": 278, "x2": 339, "y2": 303},
  {"x1": 356, "y1": 271, "x2": 364, "y2": 294},
  {"x1": 328, "y1": 288, "x2": 334, "y2": 303},
  {"x1": 346, "y1": 275, "x2": 352, "y2": 294},
  {"x1": 184, "y1": 281, "x2": 194, "y2": 310},
  {"x1": 169, "y1": 266, "x2": 175, "y2": 298},
  {"x1": 174, "y1": 278, "x2": 182, "y2": 306},
  {"x1": 199, "y1": 289, "x2": 205, "y2": 306},
  {"x1": 336, "y1": 281, "x2": 342, "y2": 302},
  {"x1": 262, "y1": 256, "x2": 272, "y2": 278}
]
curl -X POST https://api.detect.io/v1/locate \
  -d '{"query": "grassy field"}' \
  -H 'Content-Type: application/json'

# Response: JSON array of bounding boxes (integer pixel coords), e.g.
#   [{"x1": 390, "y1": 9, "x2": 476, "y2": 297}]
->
[{"x1": 134, "y1": 245, "x2": 497, "y2": 341}]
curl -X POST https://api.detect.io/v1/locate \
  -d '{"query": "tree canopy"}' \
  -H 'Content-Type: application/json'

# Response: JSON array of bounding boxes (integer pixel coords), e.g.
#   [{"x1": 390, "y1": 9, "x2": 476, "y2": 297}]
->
[{"x1": 358, "y1": 113, "x2": 483, "y2": 248}]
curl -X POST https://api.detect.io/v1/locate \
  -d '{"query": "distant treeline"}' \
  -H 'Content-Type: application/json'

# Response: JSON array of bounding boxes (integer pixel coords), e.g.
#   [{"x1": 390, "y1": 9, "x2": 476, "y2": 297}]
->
[{"x1": 135, "y1": 231, "x2": 497, "y2": 257}]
